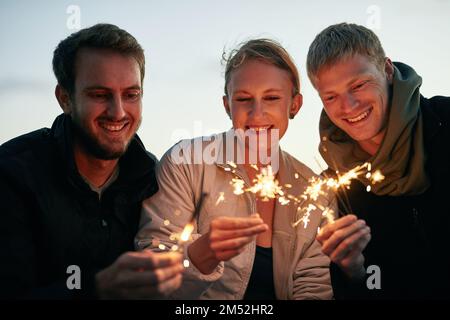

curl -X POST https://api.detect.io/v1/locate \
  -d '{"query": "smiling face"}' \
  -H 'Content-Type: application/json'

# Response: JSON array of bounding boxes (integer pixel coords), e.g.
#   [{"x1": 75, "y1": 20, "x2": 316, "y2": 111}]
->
[
  {"x1": 62, "y1": 48, "x2": 142, "y2": 160},
  {"x1": 223, "y1": 59, "x2": 302, "y2": 155},
  {"x1": 314, "y1": 54, "x2": 394, "y2": 151}
]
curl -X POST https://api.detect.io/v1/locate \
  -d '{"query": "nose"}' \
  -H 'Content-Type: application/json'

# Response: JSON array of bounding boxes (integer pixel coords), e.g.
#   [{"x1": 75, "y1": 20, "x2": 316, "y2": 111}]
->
[
  {"x1": 341, "y1": 93, "x2": 359, "y2": 114},
  {"x1": 107, "y1": 94, "x2": 126, "y2": 120},
  {"x1": 249, "y1": 99, "x2": 265, "y2": 119}
]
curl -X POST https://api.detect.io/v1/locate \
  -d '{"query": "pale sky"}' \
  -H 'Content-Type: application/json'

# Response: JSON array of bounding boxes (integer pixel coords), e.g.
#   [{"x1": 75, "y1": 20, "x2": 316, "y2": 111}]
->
[{"x1": 1, "y1": 0, "x2": 449, "y2": 172}]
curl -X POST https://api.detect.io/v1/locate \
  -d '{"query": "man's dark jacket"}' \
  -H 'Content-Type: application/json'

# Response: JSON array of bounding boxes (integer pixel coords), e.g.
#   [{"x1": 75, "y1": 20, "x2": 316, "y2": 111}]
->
[
  {"x1": 0, "y1": 114, "x2": 158, "y2": 299},
  {"x1": 330, "y1": 96, "x2": 450, "y2": 299}
]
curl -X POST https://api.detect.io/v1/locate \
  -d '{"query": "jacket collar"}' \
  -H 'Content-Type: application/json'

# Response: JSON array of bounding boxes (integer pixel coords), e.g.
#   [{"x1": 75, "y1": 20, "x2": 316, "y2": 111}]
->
[{"x1": 50, "y1": 113, "x2": 157, "y2": 202}]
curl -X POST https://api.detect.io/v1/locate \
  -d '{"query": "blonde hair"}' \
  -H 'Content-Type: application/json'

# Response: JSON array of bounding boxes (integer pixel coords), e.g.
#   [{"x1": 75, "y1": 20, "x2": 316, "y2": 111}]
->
[
  {"x1": 223, "y1": 38, "x2": 300, "y2": 96},
  {"x1": 307, "y1": 23, "x2": 386, "y2": 86}
]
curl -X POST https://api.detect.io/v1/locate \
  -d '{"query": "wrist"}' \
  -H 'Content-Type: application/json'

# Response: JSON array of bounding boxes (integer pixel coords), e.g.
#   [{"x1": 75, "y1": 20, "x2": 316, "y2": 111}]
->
[{"x1": 188, "y1": 235, "x2": 220, "y2": 274}]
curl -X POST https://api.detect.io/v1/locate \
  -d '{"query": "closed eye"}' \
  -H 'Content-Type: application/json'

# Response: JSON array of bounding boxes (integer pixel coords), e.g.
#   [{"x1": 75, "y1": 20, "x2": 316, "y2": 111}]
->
[
  {"x1": 264, "y1": 96, "x2": 280, "y2": 101},
  {"x1": 124, "y1": 91, "x2": 141, "y2": 101},
  {"x1": 235, "y1": 97, "x2": 251, "y2": 102},
  {"x1": 353, "y1": 81, "x2": 368, "y2": 90},
  {"x1": 324, "y1": 95, "x2": 336, "y2": 102}
]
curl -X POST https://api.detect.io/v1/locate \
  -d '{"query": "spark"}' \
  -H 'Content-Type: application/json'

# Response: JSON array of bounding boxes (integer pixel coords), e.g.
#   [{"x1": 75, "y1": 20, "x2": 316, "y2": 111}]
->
[
  {"x1": 231, "y1": 177, "x2": 245, "y2": 195},
  {"x1": 163, "y1": 219, "x2": 170, "y2": 226},
  {"x1": 371, "y1": 170, "x2": 385, "y2": 183},
  {"x1": 183, "y1": 259, "x2": 190, "y2": 268},
  {"x1": 180, "y1": 222, "x2": 194, "y2": 242},
  {"x1": 215, "y1": 192, "x2": 225, "y2": 205}
]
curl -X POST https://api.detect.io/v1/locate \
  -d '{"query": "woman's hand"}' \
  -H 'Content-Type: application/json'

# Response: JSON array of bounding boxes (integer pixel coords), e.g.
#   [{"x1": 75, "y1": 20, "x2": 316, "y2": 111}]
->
[{"x1": 188, "y1": 213, "x2": 268, "y2": 274}]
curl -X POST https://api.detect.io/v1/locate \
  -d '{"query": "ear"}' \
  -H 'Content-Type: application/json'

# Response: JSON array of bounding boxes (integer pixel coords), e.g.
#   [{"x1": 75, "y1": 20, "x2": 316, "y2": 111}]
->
[
  {"x1": 222, "y1": 95, "x2": 232, "y2": 119},
  {"x1": 55, "y1": 85, "x2": 72, "y2": 114},
  {"x1": 289, "y1": 93, "x2": 303, "y2": 119},
  {"x1": 384, "y1": 57, "x2": 394, "y2": 84}
]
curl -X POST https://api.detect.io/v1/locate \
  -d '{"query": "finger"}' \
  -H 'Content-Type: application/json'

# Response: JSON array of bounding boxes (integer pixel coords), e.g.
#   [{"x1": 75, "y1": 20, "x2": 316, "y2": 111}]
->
[
  {"x1": 157, "y1": 273, "x2": 183, "y2": 297},
  {"x1": 147, "y1": 263, "x2": 184, "y2": 286},
  {"x1": 211, "y1": 216, "x2": 265, "y2": 230},
  {"x1": 116, "y1": 251, "x2": 182, "y2": 271},
  {"x1": 118, "y1": 263, "x2": 184, "y2": 287},
  {"x1": 211, "y1": 224, "x2": 268, "y2": 241},
  {"x1": 121, "y1": 274, "x2": 183, "y2": 299},
  {"x1": 317, "y1": 215, "x2": 358, "y2": 242},
  {"x1": 330, "y1": 227, "x2": 371, "y2": 262},
  {"x1": 321, "y1": 220, "x2": 367, "y2": 256},
  {"x1": 210, "y1": 236, "x2": 255, "y2": 251},
  {"x1": 337, "y1": 249, "x2": 365, "y2": 272}
]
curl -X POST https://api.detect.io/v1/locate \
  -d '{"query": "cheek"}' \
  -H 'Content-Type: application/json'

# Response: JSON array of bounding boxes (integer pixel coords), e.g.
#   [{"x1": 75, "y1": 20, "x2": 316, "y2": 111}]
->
[{"x1": 230, "y1": 108, "x2": 247, "y2": 126}]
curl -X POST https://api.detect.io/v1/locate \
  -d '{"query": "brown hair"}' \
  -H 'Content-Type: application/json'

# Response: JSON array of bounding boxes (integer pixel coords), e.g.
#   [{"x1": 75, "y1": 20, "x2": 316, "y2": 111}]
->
[
  {"x1": 222, "y1": 38, "x2": 300, "y2": 96},
  {"x1": 52, "y1": 23, "x2": 145, "y2": 97}
]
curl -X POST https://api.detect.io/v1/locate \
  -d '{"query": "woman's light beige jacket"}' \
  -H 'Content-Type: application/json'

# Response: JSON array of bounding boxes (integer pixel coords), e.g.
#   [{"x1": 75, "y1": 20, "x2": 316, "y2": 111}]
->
[{"x1": 136, "y1": 131, "x2": 335, "y2": 300}]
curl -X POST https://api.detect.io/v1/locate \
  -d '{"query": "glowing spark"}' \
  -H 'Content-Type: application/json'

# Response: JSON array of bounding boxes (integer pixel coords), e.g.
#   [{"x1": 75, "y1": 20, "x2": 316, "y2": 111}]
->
[
  {"x1": 183, "y1": 259, "x2": 190, "y2": 268},
  {"x1": 231, "y1": 178, "x2": 245, "y2": 195},
  {"x1": 227, "y1": 161, "x2": 237, "y2": 169},
  {"x1": 248, "y1": 166, "x2": 283, "y2": 201},
  {"x1": 180, "y1": 223, "x2": 194, "y2": 242},
  {"x1": 293, "y1": 204, "x2": 317, "y2": 228},
  {"x1": 321, "y1": 207, "x2": 335, "y2": 224},
  {"x1": 215, "y1": 192, "x2": 225, "y2": 205},
  {"x1": 294, "y1": 173, "x2": 299, "y2": 179},
  {"x1": 304, "y1": 177, "x2": 327, "y2": 201},
  {"x1": 250, "y1": 164, "x2": 259, "y2": 171},
  {"x1": 171, "y1": 245, "x2": 179, "y2": 251},
  {"x1": 371, "y1": 170, "x2": 385, "y2": 183},
  {"x1": 278, "y1": 196, "x2": 290, "y2": 205},
  {"x1": 158, "y1": 244, "x2": 166, "y2": 250},
  {"x1": 163, "y1": 219, "x2": 170, "y2": 226},
  {"x1": 366, "y1": 185, "x2": 372, "y2": 192}
]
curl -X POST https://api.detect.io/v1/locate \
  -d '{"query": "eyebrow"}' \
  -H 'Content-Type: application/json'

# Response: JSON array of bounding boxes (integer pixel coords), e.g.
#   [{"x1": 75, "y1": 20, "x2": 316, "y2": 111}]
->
[
  {"x1": 233, "y1": 88, "x2": 284, "y2": 95},
  {"x1": 83, "y1": 85, "x2": 142, "y2": 91},
  {"x1": 321, "y1": 74, "x2": 372, "y2": 95}
]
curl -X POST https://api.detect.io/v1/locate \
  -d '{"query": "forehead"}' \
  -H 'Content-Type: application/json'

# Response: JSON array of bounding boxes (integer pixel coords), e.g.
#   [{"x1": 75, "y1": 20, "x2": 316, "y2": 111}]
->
[
  {"x1": 74, "y1": 48, "x2": 141, "y2": 88},
  {"x1": 228, "y1": 59, "x2": 293, "y2": 93},
  {"x1": 315, "y1": 54, "x2": 381, "y2": 92}
]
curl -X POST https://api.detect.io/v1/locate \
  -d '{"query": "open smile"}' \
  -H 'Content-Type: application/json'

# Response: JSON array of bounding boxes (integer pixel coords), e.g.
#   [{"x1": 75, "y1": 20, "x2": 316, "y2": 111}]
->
[
  {"x1": 344, "y1": 107, "x2": 373, "y2": 125},
  {"x1": 98, "y1": 121, "x2": 130, "y2": 135}
]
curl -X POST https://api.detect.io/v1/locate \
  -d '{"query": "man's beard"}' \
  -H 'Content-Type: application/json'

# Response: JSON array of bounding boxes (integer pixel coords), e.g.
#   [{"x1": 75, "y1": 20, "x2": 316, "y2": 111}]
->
[{"x1": 70, "y1": 114, "x2": 140, "y2": 160}]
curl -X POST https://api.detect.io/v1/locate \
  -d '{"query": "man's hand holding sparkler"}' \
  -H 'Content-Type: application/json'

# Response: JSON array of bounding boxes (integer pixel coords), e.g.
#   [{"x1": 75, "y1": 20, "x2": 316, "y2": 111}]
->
[
  {"x1": 95, "y1": 250, "x2": 184, "y2": 299},
  {"x1": 188, "y1": 213, "x2": 268, "y2": 275},
  {"x1": 316, "y1": 215, "x2": 371, "y2": 280}
]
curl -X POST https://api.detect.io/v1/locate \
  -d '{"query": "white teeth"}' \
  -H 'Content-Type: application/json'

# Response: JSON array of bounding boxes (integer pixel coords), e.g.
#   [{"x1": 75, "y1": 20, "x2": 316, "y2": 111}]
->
[
  {"x1": 100, "y1": 123, "x2": 126, "y2": 132},
  {"x1": 347, "y1": 110, "x2": 370, "y2": 123},
  {"x1": 248, "y1": 126, "x2": 271, "y2": 132}
]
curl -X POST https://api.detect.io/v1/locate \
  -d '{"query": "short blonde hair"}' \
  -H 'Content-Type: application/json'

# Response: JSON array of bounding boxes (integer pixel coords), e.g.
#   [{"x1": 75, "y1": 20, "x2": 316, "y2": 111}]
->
[
  {"x1": 307, "y1": 23, "x2": 386, "y2": 86},
  {"x1": 223, "y1": 38, "x2": 300, "y2": 96}
]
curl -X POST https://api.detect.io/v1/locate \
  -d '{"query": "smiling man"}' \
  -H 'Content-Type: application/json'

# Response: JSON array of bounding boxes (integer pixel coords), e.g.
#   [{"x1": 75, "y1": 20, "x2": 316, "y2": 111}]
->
[
  {"x1": 0, "y1": 24, "x2": 183, "y2": 299},
  {"x1": 307, "y1": 23, "x2": 450, "y2": 299}
]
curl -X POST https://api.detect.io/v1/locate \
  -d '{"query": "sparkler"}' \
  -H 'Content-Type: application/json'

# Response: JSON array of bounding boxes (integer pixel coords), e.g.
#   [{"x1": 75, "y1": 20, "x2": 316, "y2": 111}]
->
[{"x1": 224, "y1": 161, "x2": 384, "y2": 230}]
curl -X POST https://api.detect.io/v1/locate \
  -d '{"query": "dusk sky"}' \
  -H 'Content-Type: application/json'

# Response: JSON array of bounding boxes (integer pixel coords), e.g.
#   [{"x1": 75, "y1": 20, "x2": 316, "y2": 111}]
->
[{"x1": 1, "y1": 0, "x2": 449, "y2": 172}]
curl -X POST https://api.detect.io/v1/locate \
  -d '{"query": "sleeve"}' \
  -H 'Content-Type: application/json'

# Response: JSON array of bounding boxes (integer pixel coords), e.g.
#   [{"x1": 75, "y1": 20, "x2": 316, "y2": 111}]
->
[
  {"x1": 0, "y1": 170, "x2": 97, "y2": 299},
  {"x1": 291, "y1": 195, "x2": 337, "y2": 300},
  {"x1": 329, "y1": 262, "x2": 368, "y2": 300},
  {"x1": 135, "y1": 148, "x2": 224, "y2": 299}
]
